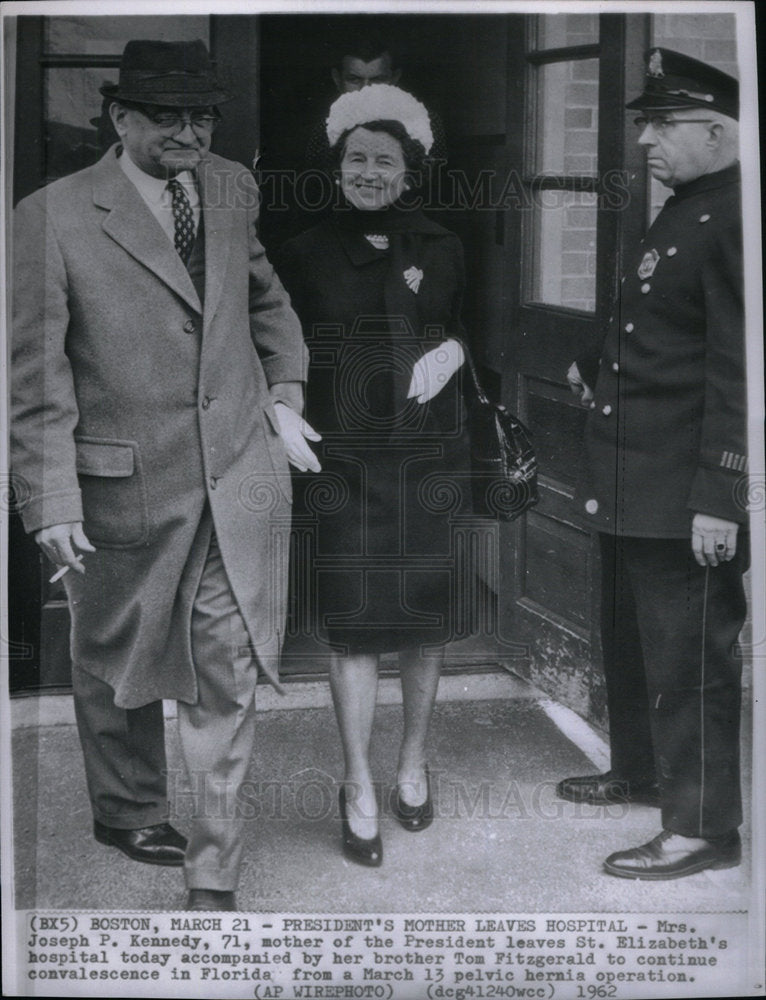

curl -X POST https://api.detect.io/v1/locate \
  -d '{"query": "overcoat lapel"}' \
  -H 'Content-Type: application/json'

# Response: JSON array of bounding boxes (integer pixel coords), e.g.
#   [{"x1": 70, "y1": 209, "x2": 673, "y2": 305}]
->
[
  {"x1": 92, "y1": 147, "x2": 202, "y2": 315},
  {"x1": 197, "y1": 157, "x2": 233, "y2": 325}
]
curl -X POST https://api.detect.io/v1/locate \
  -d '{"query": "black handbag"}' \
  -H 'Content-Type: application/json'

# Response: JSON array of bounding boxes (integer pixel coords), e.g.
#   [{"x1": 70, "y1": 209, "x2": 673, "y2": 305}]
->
[{"x1": 463, "y1": 345, "x2": 539, "y2": 521}]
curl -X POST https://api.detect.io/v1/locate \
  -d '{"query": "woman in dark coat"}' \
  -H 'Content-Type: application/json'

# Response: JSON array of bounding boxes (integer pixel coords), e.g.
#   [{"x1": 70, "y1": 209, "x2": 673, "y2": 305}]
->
[{"x1": 277, "y1": 85, "x2": 470, "y2": 866}]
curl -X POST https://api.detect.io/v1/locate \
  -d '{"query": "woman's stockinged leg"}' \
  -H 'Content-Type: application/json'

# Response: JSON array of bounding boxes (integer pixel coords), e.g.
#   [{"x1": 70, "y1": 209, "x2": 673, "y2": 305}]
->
[
  {"x1": 397, "y1": 646, "x2": 444, "y2": 807},
  {"x1": 329, "y1": 651, "x2": 380, "y2": 839}
]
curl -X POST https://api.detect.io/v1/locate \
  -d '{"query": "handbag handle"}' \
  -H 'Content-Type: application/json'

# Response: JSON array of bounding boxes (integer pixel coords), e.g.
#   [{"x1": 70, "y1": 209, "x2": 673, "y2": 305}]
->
[{"x1": 456, "y1": 338, "x2": 494, "y2": 409}]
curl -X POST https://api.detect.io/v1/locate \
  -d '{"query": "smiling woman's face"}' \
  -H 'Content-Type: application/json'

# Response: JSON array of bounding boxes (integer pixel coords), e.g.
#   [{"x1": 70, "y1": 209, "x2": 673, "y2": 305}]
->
[{"x1": 340, "y1": 127, "x2": 408, "y2": 211}]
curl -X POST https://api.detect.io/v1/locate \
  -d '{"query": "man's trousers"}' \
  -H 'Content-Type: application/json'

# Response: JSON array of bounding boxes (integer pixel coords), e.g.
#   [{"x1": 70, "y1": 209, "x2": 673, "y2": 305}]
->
[
  {"x1": 598, "y1": 532, "x2": 748, "y2": 838},
  {"x1": 72, "y1": 519, "x2": 259, "y2": 891}
]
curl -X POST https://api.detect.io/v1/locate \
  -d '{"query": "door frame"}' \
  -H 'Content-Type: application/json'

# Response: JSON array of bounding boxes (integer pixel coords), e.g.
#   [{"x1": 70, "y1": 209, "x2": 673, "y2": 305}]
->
[{"x1": 492, "y1": 12, "x2": 650, "y2": 725}]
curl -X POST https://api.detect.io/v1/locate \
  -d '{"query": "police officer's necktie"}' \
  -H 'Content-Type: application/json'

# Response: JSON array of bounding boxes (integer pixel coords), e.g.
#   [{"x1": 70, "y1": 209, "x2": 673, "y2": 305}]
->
[{"x1": 167, "y1": 179, "x2": 195, "y2": 264}]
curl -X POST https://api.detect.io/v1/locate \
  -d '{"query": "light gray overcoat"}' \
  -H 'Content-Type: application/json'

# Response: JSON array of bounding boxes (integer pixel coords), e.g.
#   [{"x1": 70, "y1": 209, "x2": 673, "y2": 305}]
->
[{"x1": 12, "y1": 146, "x2": 307, "y2": 708}]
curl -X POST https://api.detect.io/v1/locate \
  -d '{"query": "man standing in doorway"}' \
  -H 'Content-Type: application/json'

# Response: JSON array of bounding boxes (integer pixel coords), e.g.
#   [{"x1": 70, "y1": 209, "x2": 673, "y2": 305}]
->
[
  {"x1": 558, "y1": 49, "x2": 749, "y2": 879},
  {"x1": 305, "y1": 29, "x2": 447, "y2": 168},
  {"x1": 11, "y1": 39, "x2": 317, "y2": 909}
]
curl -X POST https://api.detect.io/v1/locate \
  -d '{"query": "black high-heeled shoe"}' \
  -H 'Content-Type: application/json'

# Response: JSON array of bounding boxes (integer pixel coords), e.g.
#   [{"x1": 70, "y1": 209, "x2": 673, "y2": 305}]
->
[
  {"x1": 339, "y1": 786, "x2": 382, "y2": 867},
  {"x1": 394, "y1": 765, "x2": 433, "y2": 832}
]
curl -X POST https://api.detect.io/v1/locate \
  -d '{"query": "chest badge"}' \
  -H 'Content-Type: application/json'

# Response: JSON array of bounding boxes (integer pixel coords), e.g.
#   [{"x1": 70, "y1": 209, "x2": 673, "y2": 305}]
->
[
  {"x1": 403, "y1": 266, "x2": 424, "y2": 294},
  {"x1": 637, "y1": 248, "x2": 660, "y2": 280}
]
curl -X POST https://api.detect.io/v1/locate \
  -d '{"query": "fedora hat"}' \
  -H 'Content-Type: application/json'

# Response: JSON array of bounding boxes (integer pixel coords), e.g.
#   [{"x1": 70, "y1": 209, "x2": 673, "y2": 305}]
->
[{"x1": 100, "y1": 39, "x2": 232, "y2": 107}]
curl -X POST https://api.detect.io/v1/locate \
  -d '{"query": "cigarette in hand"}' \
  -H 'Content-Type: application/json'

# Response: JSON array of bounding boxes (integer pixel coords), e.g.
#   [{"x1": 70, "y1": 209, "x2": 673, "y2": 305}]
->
[{"x1": 49, "y1": 555, "x2": 83, "y2": 583}]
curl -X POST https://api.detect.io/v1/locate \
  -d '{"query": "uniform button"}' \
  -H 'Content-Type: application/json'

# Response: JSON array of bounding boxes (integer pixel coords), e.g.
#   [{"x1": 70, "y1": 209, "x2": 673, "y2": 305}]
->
[
  {"x1": 612, "y1": 362, "x2": 619, "y2": 372},
  {"x1": 641, "y1": 283, "x2": 651, "y2": 294},
  {"x1": 585, "y1": 499, "x2": 599, "y2": 515},
  {"x1": 183, "y1": 319, "x2": 196, "y2": 334},
  {"x1": 589, "y1": 401, "x2": 596, "y2": 410},
  {"x1": 602, "y1": 404, "x2": 612, "y2": 416},
  {"x1": 667, "y1": 246, "x2": 677, "y2": 256},
  {"x1": 201, "y1": 396, "x2": 211, "y2": 410},
  {"x1": 699, "y1": 214, "x2": 710, "y2": 223},
  {"x1": 209, "y1": 476, "x2": 218, "y2": 490},
  {"x1": 625, "y1": 322, "x2": 634, "y2": 332}
]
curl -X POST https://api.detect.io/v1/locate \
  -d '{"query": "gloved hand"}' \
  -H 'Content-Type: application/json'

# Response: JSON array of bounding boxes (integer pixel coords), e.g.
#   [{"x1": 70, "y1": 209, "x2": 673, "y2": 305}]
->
[{"x1": 407, "y1": 339, "x2": 465, "y2": 404}]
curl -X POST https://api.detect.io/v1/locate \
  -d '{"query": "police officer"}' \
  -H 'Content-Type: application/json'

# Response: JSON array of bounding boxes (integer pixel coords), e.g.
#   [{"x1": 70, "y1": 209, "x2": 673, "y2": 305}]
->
[{"x1": 557, "y1": 49, "x2": 749, "y2": 879}]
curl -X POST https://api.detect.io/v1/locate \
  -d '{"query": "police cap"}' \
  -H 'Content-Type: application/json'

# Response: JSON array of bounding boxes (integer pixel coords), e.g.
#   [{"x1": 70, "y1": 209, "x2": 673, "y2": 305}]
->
[{"x1": 626, "y1": 47, "x2": 738, "y2": 120}]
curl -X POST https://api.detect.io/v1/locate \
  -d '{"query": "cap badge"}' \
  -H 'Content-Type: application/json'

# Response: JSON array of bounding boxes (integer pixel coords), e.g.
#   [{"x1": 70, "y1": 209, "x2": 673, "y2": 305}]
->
[
  {"x1": 648, "y1": 50, "x2": 664, "y2": 79},
  {"x1": 637, "y1": 248, "x2": 660, "y2": 280},
  {"x1": 403, "y1": 266, "x2": 424, "y2": 294}
]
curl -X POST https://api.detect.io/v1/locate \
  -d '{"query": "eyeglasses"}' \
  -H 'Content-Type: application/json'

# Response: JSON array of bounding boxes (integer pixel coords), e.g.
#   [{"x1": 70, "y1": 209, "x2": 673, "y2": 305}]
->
[
  {"x1": 140, "y1": 110, "x2": 220, "y2": 134},
  {"x1": 633, "y1": 115, "x2": 713, "y2": 133}
]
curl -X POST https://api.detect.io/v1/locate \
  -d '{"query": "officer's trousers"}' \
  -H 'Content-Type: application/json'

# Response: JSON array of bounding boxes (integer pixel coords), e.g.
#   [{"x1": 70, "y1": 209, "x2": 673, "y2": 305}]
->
[
  {"x1": 598, "y1": 533, "x2": 748, "y2": 838},
  {"x1": 72, "y1": 519, "x2": 259, "y2": 892}
]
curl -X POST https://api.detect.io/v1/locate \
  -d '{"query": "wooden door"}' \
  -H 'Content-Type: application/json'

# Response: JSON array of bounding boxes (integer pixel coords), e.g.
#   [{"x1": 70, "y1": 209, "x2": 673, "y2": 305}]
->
[{"x1": 492, "y1": 13, "x2": 649, "y2": 723}]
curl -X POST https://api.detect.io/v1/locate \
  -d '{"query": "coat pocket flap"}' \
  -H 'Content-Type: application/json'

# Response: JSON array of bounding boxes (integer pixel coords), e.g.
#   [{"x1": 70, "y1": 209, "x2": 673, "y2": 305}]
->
[{"x1": 75, "y1": 440, "x2": 135, "y2": 477}]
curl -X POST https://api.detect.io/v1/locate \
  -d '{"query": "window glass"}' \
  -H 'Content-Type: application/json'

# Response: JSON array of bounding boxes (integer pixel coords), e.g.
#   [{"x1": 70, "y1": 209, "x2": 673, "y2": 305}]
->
[
  {"x1": 534, "y1": 59, "x2": 599, "y2": 176},
  {"x1": 45, "y1": 16, "x2": 209, "y2": 53},
  {"x1": 536, "y1": 14, "x2": 599, "y2": 49},
  {"x1": 528, "y1": 190, "x2": 598, "y2": 312},
  {"x1": 42, "y1": 67, "x2": 115, "y2": 182}
]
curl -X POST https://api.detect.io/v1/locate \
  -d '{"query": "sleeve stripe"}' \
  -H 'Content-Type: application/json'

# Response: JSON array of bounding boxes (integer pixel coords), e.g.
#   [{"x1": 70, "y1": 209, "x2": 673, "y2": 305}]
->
[{"x1": 719, "y1": 451, "x2": 748, "y2": 472}]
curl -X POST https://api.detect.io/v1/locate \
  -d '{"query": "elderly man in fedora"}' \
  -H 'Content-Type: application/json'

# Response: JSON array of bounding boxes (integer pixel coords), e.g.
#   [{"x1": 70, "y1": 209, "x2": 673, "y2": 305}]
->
[
  {"x1": 12, "y1": 39, "x2": 318, "y2": 910},
  {"x1": 558, "y1": 49, "x2": 749, "y2": 880}
]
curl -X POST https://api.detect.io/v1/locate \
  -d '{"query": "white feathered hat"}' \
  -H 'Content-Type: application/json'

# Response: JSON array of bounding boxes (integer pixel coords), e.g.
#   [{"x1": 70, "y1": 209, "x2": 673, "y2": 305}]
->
[{"x1": 325, "y1": 84, "x2": 434, "y2": 155}]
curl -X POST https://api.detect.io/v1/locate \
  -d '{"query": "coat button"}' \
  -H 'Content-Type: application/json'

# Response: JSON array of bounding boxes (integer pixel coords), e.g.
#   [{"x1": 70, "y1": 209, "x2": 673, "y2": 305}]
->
[
  {"x1": 667, "y1": 246, "x2": 677, "y2": 256},
  {"x1": 585, "y1": 499, "x2": 599, "y2": 515},
  {"x1": 612, "y1": 362, "x2": 619, "y2": 372},
  {"x1": 699, "y1": 214, "x2": 710, "y2": 223},
  {"x1": 640, "y1": 283, "x2": 651, "y2": 294},
  {"x1": 183, "y1": 319, "x2": 196, "y2": 334},
  {"x1": 625, "y1": 322, "x2": 634, "y2": 332},
  {"x1": 201, "y1": 396, "x2": 211, "y2": 410},
  {"x1": 602, "y1": 404, "x2": 612, "y2": 416},
  {"x1": 209, "y1": 476, "x2": 218, "y2": 490}
]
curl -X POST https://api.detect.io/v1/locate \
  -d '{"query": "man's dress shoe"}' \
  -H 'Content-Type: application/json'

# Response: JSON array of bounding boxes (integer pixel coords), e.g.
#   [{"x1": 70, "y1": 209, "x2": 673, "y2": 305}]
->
[
  {"x1": 94, "y1": 820, "x2": 186, "y2": 867},
  {"x1": 187, "y1": 889, "x2": 237, "y2": 911},
  {"x1": 603, "y1": 829, "x2": 741, "y2": 880},
  {"x1": 556, "y1": 770, "x2": 660, "y2": 806}
]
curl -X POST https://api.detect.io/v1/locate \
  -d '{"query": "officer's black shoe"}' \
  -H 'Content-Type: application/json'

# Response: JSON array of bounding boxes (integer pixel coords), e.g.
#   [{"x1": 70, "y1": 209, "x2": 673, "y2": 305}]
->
[
  {"x1": 94, "y1": 820, "x2": 187, "y2": 866},
  {"x1": 556, "y1": 770, "x2": 660, "y2": 806},
  {"x1": 603, "y1": 829, "x2": 741, "y2": 880}
]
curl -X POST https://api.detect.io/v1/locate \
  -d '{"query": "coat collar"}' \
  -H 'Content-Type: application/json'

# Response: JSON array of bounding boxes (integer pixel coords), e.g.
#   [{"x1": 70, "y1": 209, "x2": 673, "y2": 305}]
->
[
  {"x1": 671, "y1": 161, "x2": 740, "y2": 201},
  {"x1": 330, "y1": 206, "x2": 447, "y2": 268},
  {"x1": 91, "y1": 146, "x2": 233, "y2": 319}
]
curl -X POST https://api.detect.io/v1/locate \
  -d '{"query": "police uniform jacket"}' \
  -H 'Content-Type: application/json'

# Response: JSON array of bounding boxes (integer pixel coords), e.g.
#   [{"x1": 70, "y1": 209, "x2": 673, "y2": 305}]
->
[
  {"x1": 11, "y1": 146, "x2": 307, "y2": 708},
  {"x1": 578, "y1": 163, "x2": 746, "y2": 537}
]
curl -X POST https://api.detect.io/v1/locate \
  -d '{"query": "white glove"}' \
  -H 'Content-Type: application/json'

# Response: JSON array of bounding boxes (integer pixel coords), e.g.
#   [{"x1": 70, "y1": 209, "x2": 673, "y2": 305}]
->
[
  {"x1": 407, "y1": 339, "x2": 465, "y2": 404},
  {"x1": 273, "y1": 402, "x2": 322, "y2": 473}
]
